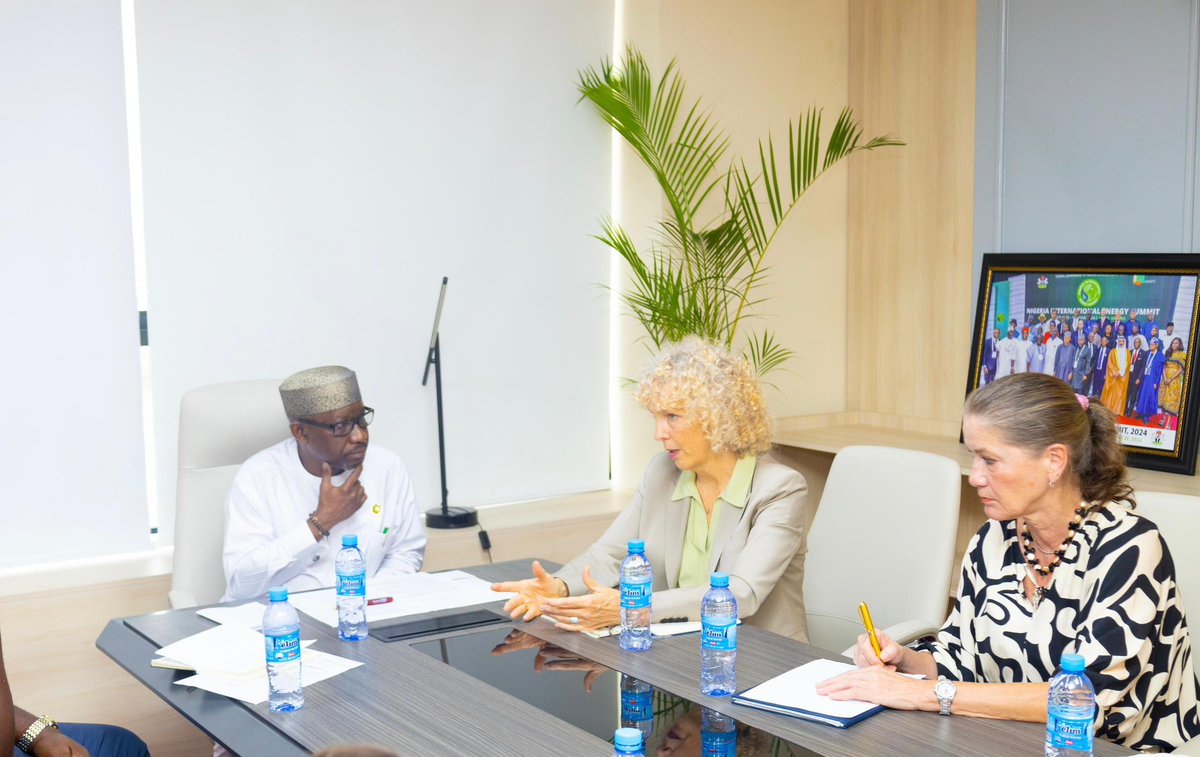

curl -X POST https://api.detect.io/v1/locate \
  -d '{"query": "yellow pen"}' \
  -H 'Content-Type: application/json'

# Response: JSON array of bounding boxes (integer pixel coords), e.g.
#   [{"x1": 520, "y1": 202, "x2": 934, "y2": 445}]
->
[{"x1": 858, "y1": 601, "x2": 883, "y2": 660}]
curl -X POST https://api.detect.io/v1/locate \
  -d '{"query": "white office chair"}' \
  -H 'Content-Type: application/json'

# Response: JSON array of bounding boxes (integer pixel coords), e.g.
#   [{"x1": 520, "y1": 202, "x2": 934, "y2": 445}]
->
[
  {"x1": 802, "y1": 445, "x2": 961, "y2": 656},
  {"x1": 168, "y1": 379, "x2": 289, "y2": 609},
  {"x1": 1127, "y1": 491, "x2": 1200, "y2": 755}
]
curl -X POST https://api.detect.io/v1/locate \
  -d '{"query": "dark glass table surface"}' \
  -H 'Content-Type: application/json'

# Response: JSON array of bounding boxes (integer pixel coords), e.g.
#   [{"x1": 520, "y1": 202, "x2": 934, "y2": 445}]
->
[{"x1": 413, "y1": 625, "x2": 803, "y2": 756}]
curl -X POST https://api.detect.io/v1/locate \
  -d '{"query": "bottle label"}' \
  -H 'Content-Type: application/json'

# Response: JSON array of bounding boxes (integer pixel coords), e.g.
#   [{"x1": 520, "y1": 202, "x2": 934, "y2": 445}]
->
[
  {"x1": 265, "y1": 629, "x2": 301, "y2": 663},
  {"x1": 1047, "y1": 713, "x2": 1094, "y2": 751},
  {"x1": 701, "y1": 619, "x2": 737, "y2": 651},
  {"x1": 621, "y1": 688, "x2": 652, "y2": 722},
  {"x1": 620, "y1": 579, "x2": 651, "y2": 609},
  {"x1": 337, "y1": 572, "x2": 366, "y2": 597},
  {"x1": 701, "y1": 731, "x2": 736, "y2": 756}
]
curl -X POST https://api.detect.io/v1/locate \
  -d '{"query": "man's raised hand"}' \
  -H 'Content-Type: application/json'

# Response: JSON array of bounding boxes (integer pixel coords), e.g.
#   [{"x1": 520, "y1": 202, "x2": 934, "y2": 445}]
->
[{"x1": 314, "y1": 462, "x2": 367, "y2": 530}]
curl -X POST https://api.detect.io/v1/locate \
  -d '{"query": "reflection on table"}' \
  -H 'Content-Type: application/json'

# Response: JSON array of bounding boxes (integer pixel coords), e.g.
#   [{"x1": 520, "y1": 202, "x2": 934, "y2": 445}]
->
[{"x1": 416, "y1": 627, "x2": 802, "y2": 755}]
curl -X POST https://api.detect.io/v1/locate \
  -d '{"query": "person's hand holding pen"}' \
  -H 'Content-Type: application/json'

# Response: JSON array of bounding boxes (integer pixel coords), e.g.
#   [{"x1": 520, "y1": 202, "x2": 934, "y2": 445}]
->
[
  {"x1": 817, "y1": 601, "x2": 939, "y2": 709},
  {"x1": 854, "y1": 601, "x2": 900, "y2": 671},
  {"x1": 852, "y1": 628, "x2": 903, "y2": 671}
]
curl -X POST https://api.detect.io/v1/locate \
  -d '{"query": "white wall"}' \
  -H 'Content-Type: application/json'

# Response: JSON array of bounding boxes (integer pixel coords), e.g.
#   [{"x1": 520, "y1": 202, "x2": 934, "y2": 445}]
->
[
  {"x1": 133, "y1": 0, "x2": 616, "y2": 541},
  {"x1": 0, "y1": 1, "x2": 152, "y2": 568},
  {"x1": 2, "y1": 0, "x2": 859, "y2": 568},
  {"x1": 975, "y1": 0, "x2": 1200, "y2": 278}
]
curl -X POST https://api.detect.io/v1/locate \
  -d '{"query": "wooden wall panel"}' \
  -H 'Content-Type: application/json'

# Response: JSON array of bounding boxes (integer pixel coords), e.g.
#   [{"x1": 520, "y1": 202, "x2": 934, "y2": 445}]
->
[{"x1": 847, "y1": 0, "x2": 977, "y2": 425}]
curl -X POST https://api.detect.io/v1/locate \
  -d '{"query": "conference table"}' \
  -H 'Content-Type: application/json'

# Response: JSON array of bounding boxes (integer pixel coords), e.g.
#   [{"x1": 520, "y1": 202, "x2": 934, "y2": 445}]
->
[{"x1": 97, "y1": 559, "x2": 1129, "y2": 756}]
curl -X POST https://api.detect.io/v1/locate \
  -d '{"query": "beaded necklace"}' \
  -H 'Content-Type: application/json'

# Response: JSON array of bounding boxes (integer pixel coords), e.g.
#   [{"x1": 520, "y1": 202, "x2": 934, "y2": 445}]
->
[{"x1": 1020, "y1": 504, "x2": 1087, "y2": 605}]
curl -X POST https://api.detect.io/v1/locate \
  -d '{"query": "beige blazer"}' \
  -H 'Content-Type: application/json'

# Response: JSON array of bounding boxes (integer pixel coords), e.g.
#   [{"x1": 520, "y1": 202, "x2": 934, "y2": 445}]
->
[{"x1": 556, "y1": 452, "x2": 809, "y2": 641}]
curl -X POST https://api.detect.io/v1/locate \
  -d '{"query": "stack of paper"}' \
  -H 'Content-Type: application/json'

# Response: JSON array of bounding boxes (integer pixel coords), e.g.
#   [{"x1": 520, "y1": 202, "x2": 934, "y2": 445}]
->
[
  {"x1": 153, "y1": 624, "x2": 362, "y2": 705},
  {"x1": 732, "y1": 658, "x2": 885, "y2": 728},
  {"x1": 195, "y1": 601, "x2": 267, "y2": 629},
  {"x1": 289, "y1": 570, "x2": 512, "y2": 629}
]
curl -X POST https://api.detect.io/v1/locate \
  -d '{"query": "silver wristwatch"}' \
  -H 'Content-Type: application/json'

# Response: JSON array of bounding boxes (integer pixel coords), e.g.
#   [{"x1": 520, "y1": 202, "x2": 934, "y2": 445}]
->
[{"x1": 934, "y1": 676, "x2": 957, "y2": 715}]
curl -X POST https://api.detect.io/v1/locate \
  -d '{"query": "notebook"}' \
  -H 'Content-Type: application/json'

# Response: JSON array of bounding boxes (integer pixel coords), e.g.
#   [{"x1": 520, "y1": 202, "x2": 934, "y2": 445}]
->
[{"x1": 732, "y1": 658, "x2": 885, "y2": 728}]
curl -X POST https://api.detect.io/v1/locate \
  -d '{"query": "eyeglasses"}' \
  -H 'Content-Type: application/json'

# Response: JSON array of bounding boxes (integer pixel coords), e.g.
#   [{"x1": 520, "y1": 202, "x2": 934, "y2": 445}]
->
[{"x1": 295, "y1": 407, "x2": 374, "y2": 437}]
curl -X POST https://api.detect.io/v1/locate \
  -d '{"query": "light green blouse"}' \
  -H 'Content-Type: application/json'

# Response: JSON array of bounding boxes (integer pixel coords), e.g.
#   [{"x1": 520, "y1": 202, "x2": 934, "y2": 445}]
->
[{"x1": 674, "y1": 455, "x2": 757, "y2": 589}]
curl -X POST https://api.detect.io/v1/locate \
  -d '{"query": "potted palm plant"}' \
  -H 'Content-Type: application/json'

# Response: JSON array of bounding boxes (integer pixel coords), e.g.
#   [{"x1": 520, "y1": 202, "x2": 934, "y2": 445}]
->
[{"x1": 579, "y1": 46, "x2": 902, "y2": 374}]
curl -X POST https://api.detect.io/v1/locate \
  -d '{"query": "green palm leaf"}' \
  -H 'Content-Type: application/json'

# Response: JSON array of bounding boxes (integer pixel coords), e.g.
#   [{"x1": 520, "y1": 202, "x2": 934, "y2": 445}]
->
[
  {"x1": 578, "y1": 47, "x2": 729, "y2": 237},
  {"x1": 744, "y1": 329, "x2": 795, "y2": 377},
  {"x1": 581, "y1": 48, "x2": 902, "y2": 375}
]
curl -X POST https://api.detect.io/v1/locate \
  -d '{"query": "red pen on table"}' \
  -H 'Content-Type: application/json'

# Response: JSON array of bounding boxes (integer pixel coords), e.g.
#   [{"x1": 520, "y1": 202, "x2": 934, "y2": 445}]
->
[{"x1": 367, "y1": 596, "x2": 393, "y2": 606}]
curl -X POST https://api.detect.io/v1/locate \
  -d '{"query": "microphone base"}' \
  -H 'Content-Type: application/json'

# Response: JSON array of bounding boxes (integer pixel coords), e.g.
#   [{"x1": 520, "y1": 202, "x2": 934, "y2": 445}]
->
[{"x1": 425, "y1": 506, "x2": 479, "y2": 529}]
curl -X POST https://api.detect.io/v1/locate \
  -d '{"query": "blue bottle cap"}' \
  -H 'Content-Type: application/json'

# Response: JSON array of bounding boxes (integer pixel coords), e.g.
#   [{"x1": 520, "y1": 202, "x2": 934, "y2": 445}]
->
[
  {"x1": 1061, "y1": 653, "x2": 1086, "y2": 672},
  {"x1": 627, "y1": 539, "x2": 646, "y2": 554},
  {"x1": 710, "y1": 572, "x2": 730, "y2": 588},
  {"x1": 268, "y1": 586, "x2": 288, "y2": 602},
  {"x1": 342, "y1": 534, "x2": 358, "y2": 548},
  {"x1": 614, "y1": 727, "x2": 643, "y2": 749}
]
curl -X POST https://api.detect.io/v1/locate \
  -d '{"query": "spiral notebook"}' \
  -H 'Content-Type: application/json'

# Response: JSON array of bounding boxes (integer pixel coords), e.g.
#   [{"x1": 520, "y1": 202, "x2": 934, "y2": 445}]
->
[{"x1": 732, "y1": 658, "x2": 886, "y2": 728}]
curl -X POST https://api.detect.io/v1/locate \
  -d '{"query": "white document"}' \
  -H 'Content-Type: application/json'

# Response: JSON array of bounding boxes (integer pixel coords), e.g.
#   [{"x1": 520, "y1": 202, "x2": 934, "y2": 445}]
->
[
  {"x1": 196, "y1": 602, "x2": 266, "y2": 629},
  {"x1": 153, "y1": 639, "x2": 314, "y2": 672},
  {"x1": 174, "y1": 648, "x2": 363, "y2": 705},
  {"x1": 652, "y1": 621, "x2": 704, "y2": 637},
  {"x1": 734, "y1": 658, "x2": 902, "y2": 721},
  {"x1": 583, "y1": 620, "x2": 728, "y2": 639},
  {"x1": 153, "y1": 625, "x2": 318, "y2": 673},
  {"x1": 155, "y1": 625, "x2": 267, "y2": 674},
  {"x1": 288, "y1": 570, "x2": 513, "y2": 629}
]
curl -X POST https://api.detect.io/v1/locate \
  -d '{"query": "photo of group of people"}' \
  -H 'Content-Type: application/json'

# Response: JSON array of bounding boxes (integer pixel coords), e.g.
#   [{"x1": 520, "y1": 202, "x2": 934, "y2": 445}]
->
[{"x1": 970, "y1": 264, "x2": 1200, "y2": 469}]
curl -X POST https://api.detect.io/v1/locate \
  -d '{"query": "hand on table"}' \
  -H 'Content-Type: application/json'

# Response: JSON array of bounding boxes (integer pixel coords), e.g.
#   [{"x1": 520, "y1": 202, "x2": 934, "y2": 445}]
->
[
  {"x1": 539, "y1": 568, "x2": 619, "y2": 633},
  {"x1": 491, "y1": 560, "x2": 566, "y2": 621},
  {"x1": 815, "y1": 664, "x2": 930, "y2": 711},
  {"x1": 31, "y1": 730, "x2": 91, "y2": 757},
  {"x1": 852, "y1": 629, "x2": 900, "y2": 671},
  {"x1": 489, "y1": 629, "x2": 610, "y2": 692},
  {"x1": 533, "y1": 645, "x2": 610, "y2": 693},
  {"x1": 489, "y1": 628, "x2": 545, "y2": 657},
  {"x1": 313, "y1": 462, "x2": 367, "y2": 530}
]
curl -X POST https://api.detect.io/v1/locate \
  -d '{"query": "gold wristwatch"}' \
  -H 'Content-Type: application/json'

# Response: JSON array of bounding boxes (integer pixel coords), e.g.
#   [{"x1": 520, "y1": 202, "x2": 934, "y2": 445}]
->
[{"x1": 16, "y1": 715, "x2": 58, "y2": 752}]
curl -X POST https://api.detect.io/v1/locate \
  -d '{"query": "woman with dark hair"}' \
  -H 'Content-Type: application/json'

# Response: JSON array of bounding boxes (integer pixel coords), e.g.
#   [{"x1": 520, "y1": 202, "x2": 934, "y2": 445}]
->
[
  {"x1": 1159, "y1": 337, "x2": 1188, "y2": 426},
  {"x1": 818, "y1": 373, "x2": 1199, "y2": 751}
]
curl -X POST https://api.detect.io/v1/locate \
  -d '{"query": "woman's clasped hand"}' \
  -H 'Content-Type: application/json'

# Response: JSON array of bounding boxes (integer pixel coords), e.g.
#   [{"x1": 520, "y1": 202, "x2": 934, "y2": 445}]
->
[{"x1": 490, "y1": 561, "x2": 620, "y2": 633}]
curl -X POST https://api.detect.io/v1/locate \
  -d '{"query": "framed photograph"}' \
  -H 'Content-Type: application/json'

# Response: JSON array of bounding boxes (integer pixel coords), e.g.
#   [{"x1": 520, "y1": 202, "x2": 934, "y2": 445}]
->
[{"x1": 968, "y1": 253, "x2": 1200, "y2": 475}]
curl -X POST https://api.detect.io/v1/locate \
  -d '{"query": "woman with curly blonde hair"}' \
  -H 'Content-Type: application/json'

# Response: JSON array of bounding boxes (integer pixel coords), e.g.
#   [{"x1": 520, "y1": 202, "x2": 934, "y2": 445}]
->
[{"x1": 493, "y1": 337, "x2": 810, "y2": 640}]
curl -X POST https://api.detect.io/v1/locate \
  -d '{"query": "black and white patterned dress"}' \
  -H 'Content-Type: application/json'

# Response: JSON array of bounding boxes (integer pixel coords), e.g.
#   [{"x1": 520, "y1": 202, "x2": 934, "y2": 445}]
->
[{"x1": 927, "y1": 503, "x2": 1200, "y2": 750}]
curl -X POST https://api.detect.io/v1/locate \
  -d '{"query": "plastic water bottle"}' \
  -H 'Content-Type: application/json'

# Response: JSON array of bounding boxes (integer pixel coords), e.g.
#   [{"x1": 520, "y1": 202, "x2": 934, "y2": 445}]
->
[
  {"x1": 619, "y1": 539, "x2": 652, "y2": 652},
  {"x1": 701, "y1": 707, "x2": 737, "y2": 756},
  {"x1": 263, "y1": 586, "x2": 303, "y2": 712},
  {"x1": 620, "y1": 673, "x2": 654, "y2": 740},
  {"x1": 335, "y1": 534, "x2": 368, "y2": 641},
  {"x1": 612, "y1": 726, "x2": 645, "y2": 757},
  {"x1": 700, "y1": 572, "x2": 737, "y2": 696},
  {"x1": 1045, "y1": 653, "x2": 1096, "y2": 756}
]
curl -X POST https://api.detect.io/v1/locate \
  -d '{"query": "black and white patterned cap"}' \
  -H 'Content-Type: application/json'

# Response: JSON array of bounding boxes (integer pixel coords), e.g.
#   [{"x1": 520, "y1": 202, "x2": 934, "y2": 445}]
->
[{"x1": 279, "y1": 365, "x2": 361, "y2": 418}]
